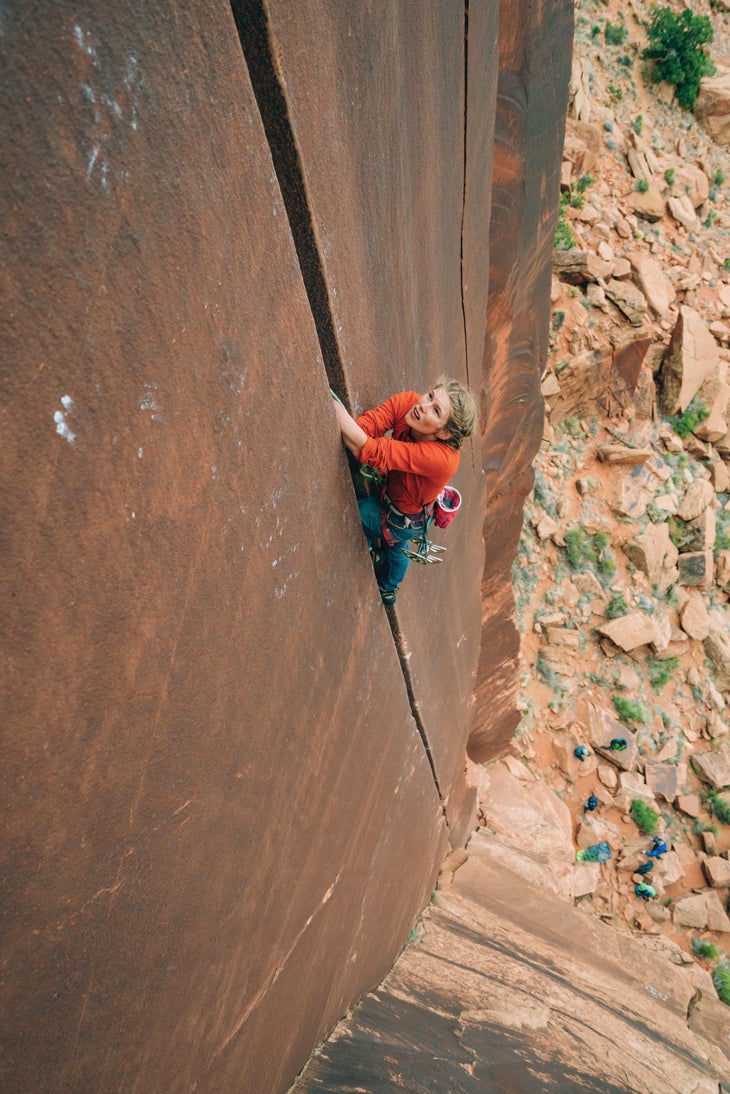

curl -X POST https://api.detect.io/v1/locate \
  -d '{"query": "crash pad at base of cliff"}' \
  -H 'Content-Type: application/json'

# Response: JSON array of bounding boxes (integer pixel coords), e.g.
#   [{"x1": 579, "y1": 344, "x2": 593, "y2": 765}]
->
[{"x1": 293, "y1": 853, "x2": 729, "y2": 1092}]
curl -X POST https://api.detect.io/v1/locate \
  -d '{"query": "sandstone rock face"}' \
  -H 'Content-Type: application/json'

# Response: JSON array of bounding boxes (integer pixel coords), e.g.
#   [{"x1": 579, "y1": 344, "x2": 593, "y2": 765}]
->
[
  {"x1": 0, "y1": 1, "x2": 573, "y2": 1090},
  {"x1": 659, "y1": 307, "x2": 720, "y2": 416},
  {"x1": 695, "y1": 69, "x2": 730, "y2": 145},
  {"x1": 673, "y1": 894, "x2": 708, "y2": 929},
  {"x1": 294, "y1": 856, "x2": 730, "y2": 1091},
  {"x1": 630, "y1": 253, "x2": 676, "y2": 317},
  {"x1": 705, "y1": 610, "x2": 730, "y2": 690},
  {"x1": 627, "y1": 188, "x2": 666, "y2": 222},
  {"x1": 692, "y1": 744, "x2": 730, "y2": 789},
  {"x1": 703, "y1": 855, "x2": 730, "y2": 887},
  {"x1": 604, "y1": 278, "x2": 648, "y2": 326},
  {"x1": 596, "y1": 611, "x2": 666, "y2": 652},
  {"x1": 622, "y1": 522, "x2": 678, "y2": 583},
  {"x1": 470, "y1": 0, "x2": 574, "y2": 762}
]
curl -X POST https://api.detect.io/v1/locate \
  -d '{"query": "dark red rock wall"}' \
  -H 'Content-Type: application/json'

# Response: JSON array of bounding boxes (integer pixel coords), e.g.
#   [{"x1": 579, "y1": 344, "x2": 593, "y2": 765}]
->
[
  {"x1": 469, "y1": 0, "x2": 575, "y2": 763},
  {"x1": 1, "y1": 0, "x2": 571, "y2": 1089}
]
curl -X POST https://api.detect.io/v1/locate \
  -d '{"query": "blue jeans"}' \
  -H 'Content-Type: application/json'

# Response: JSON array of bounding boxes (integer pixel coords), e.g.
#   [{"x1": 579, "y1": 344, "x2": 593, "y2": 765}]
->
[{"x1": 357, "y1": 496, "x2": 428, "y2": 597}]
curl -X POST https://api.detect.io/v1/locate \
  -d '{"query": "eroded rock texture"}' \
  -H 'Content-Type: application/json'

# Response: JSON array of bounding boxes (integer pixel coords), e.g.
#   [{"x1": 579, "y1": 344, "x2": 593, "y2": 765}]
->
[
  {"x1": 293, "y1": 852, "x2": 730, "y2": 1092},
  {"x1": 1, "y1": 0, "x2": 570, "y2": 1089}
]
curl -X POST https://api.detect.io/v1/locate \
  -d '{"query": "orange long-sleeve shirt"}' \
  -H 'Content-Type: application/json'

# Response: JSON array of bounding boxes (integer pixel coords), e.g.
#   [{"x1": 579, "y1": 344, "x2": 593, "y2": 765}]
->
[{"x1": 356, "y1": 391, "x2": 459, "y2": 515}]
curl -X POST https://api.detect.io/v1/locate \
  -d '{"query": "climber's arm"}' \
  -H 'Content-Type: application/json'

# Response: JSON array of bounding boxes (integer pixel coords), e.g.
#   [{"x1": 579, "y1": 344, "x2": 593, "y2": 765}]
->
[{"x1": 333, "y1": 397, "x2": 368, "y2": 458}]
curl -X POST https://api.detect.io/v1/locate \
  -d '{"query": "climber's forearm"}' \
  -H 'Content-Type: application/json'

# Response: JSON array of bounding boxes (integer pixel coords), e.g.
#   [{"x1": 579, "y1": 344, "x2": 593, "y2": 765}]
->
[{"x1": 334, "y1": 399, "x2": 368, "y2": 458}]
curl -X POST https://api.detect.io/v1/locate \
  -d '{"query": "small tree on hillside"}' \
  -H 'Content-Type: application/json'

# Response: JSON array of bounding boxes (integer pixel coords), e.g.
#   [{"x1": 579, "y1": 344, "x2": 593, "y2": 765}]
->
[{"x1": 643, "y1": 7, "x2": 715, "y2": 111}]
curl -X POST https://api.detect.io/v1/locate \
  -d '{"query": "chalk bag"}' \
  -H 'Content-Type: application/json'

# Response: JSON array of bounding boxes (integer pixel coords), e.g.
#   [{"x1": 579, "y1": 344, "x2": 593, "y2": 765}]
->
[{"x1": 434, "y1": 486, "x2": 462, "y2": 529}]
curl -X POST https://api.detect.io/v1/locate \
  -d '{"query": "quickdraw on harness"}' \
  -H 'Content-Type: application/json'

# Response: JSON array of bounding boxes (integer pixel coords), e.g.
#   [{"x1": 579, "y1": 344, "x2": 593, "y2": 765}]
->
[
  {"x1": 380, "y1": 489, "x2": 465, "y2": 566},
  {"x1": 381, "y1": 493, "x2": 446, "y2": 566}
]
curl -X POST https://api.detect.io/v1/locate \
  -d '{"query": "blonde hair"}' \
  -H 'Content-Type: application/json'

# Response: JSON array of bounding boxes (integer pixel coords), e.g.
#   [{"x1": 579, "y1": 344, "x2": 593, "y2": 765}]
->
[{"x1": 436, "y1": 377, "x2": 478, "y2": 450}]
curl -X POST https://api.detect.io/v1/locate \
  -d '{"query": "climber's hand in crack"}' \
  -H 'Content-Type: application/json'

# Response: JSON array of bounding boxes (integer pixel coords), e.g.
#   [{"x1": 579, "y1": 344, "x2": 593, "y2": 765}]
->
[{"x1": 332, "y1": 395, "x2": 367, "y2": 458}]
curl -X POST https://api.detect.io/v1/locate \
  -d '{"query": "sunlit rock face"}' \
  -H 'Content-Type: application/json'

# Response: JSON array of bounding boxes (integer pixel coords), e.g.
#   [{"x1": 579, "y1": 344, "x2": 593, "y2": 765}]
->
[{"x1": 1, "y1": 0, "x2": 570, "y2": 1089}]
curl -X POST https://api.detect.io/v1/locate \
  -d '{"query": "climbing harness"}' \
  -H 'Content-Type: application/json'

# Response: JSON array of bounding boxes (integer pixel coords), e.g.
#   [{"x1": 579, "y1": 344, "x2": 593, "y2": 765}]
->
[{"x1": 381, "y1": 494, "x2": 445, "y2": 566}]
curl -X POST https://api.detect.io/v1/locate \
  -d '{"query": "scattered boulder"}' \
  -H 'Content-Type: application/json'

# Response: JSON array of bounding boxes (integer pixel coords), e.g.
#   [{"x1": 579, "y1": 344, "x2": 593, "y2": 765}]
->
[
  {"x1": 573, "y1": 861, "x2": 601, "y2": 898},
  {"x1": 677, "y1": 793, "x2": 701, "y2": 817},
  {"x1": 704, "y1": 889, "x2": 730, "y2": 932},
  {"x1": 705, "y1": 610, "x2": 730, "y2": 691},
  {"x1": 627, "y1": 188, "x2": 665, "y2": 222},
  {"x1": 596, "y1": 610, "x2": 670, "y2": 652},
  {"x1": 553, "y1": 250, "x2": 614, "y2": 284},
  {"x1": 695, "y1": 69, "x2": 730, "y2": 146},
  {"x1": 667, "y1": 193, "x2": 700, "y2": 232},
  {"x1": 656, "y1": 850, "x2": 685, "y2": 887},
  {"x1": 658, "y1": 307, "x2": 720, "y2": 416},
  {"x1": 673, "y1": 894, "x2": 708, "y2": 929},
  {"x1": 679, "y1": 595, "x2": 710, "y2": 641},
  {"x1": 644, "y1": 762, "x2": 679, "y2": 803},
  {"x1": 622, "y1": 522, "x2": 678, "y2": 584},
  {"x1": 691, "y1": 744, "x2": 730, "y2": 789},
  {"x1": 703, "y1": 855, "x2": 730, "y2": 888},
  {"x1": 676, "y1": 478, "x2": 716, "y2": 521},
  {"x1": 630, "y1": 253, "x2": 676, "y2": 317},
  {"x1": 677, "y1": 550, "x2": 713, "y2": 587},
  {"x1": 604, "y1": 279, "x2": 648, "y2": 326},
  {"x1": 692, "y1": 364, "x2": 730, "y2": 443},
  {"x1": 672, "y1": 164, "x2": 710, "y2": 208}
]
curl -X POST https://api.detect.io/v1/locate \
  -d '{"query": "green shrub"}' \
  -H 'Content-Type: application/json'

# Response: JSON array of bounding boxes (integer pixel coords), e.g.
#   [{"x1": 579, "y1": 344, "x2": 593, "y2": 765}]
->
[
  {"x1": 716, "y1": 509, "x2": 730, "y2": 553},
  {"x1": 606, "y1": 594, "x2": 628, "y2": 619},
  {"x1": 713, "y1": 169, "x2": 725, "y2": 187},
  {"x1": 551, "y1": 310, "x2": 565, "y2": 332},
  {"x1": 714, "y1": 967, "x2": 730, "y2": 1006},
  {"x1": 564, "y1": 527, "x2": 613, "y2": 574},
  {"x1": 554, "y1": 193, "x2": 576, "y2": 251},
  {"x1": 664, "y1": 167, "x2": 675, "y2": 187},
  {"x1": 608, "y1": 83, "x2": 623, "y2": 102},
  {"x1": 709, "y1": 790, "x2": 730, "y2": 826},
  {"x1": 591, "y1": 23, "x2": 601, "y2": 38},
  {"x1": 556, "y1": 416, "x2": 583, "y2": 438},
  {"x1": 613, "y1": 695, "x2": 650, "y2": 725},
  {"x1": 576, "y1": 173, "x2": 595, "y2": 192},
  {"x1": 605, "y1": 21, "x2": 627, "y2": 45},
  {"x1": 630, "y1": 799, "x2": 660, "y2": 835},
  {"x1": 692, "y1": 939, "x2": 720, "y2": 961},
  {"x1": 643, "y1": 7, "x2": 714, "y2": 111},
  {"x1": 570, "y1": 192, "x2": 585, "y2": 209},
  {"x1": 647, "y1": 656, "x2": 679, "y2": 693},
  {"x1": 667, "y1": 404, "x2": 710, "y2": 438},
  {"x1": 636, "y1": 178, "x2": 650, "y2": 193},
  {"x1": 633, "y1": 115, "x2": 644, "y2": 136},
  {"x1": 536, "y1": 652, "x2": 564, "y2": 692}
]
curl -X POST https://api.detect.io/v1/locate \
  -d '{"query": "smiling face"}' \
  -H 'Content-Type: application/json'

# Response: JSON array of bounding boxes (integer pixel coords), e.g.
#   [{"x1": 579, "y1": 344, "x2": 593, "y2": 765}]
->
[{"x1": 404, "y1": 387, "x2": 452, "y2": 442}]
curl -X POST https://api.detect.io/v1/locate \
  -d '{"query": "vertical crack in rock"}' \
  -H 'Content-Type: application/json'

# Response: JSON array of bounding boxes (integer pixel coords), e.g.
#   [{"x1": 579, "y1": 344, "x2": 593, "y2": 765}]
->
[
  {"x1": 460, "y1": 0, "x2": 470, "y2": 392},
  {"x1": 230, "y1": 0, "x2": 347, "y2": 397},
  {"x1": 232, "y1": 0, "x2": 447, "y2": 817},
  {"x1": 386, "y1": 606, "x2": 446, "y2": 811}
]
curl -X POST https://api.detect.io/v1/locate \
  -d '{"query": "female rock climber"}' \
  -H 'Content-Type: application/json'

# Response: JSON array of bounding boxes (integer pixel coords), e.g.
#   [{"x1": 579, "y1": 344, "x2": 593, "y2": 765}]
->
[{"x1": 332, "y1": 380, "x2": 477, "y2": 604}]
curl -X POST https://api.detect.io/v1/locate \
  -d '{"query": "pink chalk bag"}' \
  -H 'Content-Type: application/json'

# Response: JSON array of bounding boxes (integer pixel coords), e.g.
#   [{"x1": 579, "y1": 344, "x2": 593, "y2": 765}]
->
[{"x1": 434, "y1": 485, "x2": 462, "y2": 529}]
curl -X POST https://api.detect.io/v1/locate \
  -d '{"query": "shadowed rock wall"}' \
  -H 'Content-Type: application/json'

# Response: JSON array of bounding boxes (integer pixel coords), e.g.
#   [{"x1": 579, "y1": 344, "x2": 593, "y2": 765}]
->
[
  {"x1": 469, "y1": 0, "x2": 575, "y2": 763},
  {"x1": 293, "y1": 849, "x2": 730, "y2": 1091},
  {"x1": 1, "y1": 0, "x2": 571, "y2": 1090}
]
